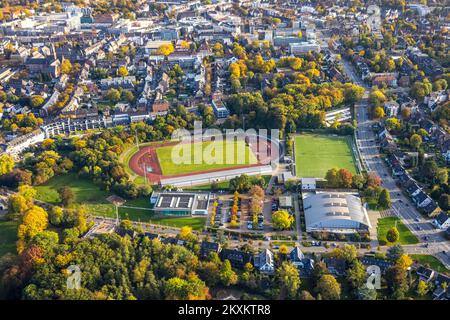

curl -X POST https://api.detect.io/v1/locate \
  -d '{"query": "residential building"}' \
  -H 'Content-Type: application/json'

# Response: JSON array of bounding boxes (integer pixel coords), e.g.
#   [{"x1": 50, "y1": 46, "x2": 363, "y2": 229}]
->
[
  {"x1": 253, "y1": 249, "x2": 275, "y2": 274},
  {"x1": 433, "y1": 212, "x2": 450, "y2": 230},
  {"x1": 219, "y1": 249, "x2": 252, "y2": 269}
]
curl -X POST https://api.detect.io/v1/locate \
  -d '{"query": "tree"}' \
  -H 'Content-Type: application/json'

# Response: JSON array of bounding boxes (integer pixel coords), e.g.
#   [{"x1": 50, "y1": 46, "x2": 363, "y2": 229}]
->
[
  {"x1": 417, "y1": 280, "x2": 428, "y2": 297},
  {"x1": 338, "y1": 168, "x2": 353, "y2": 188},
  {"x1": 422, "y1": 160, "x2": 439, "y2": 183},
  {"x1": 433, "y1": 79, "x2": 448, "y2": 91},
  {"x1": 60, "y1": 59, "x2": 72, "y2": 74},
  {"x1": 387, "y1": 245, "x2": 405, "y2": 262},
  {"x1": 410, "y1": 133, "x2": 422, "y2": 150},
  {"x1": 49, "y1": 206, "x2": 64, "y2": 225},
  {"x1": 346, "y1": 260, "x2": 366, "y2": 290},
  {"x1": 299, "y1": 290, "x2": 315, "y2": 300},
  {"x1": 352, "y1": 174, "x2": 365, "y2": 189},
  {"x1": 343, "y1": 84, "x2": 365, "y2": 104},
  {"x1": 30, "y1": 95, "x2": 45, "y2": 108},
  {"x1": 219, "y1": 260, "x2": 238, "y2": 286},
  {"x1": 58, "y1": 186, "x2": 75, "y2": 207},
  {"x1": 331, "y1": 244, "x2": 358, "y2": 263},
  {"x1": 411, "y1": 80, "x2": 432, "y2": 100},
  {"x1": 17, "y1": 205, "x2": 48, "y2": 242},
  {"x1": 117, "y1": 66, "x2": 129, "y2": 77},
  {"x1": 277, "y1": 262, "x2": 301, "y2": 299},
  {"x1": 212, "y1": 42, "x2": 224, "y2": 57},
  {"x1": 272, "y1": 210, "x2": 294, "y2": 230},
  {"x1": 386, "y1": 226, "x2": 400, "y2": 243},
  {"x1": 401, "y1": 107, "x2": 411, "y2": 119},
  {"x1": 106, "y1": 88, "x2": 121, "y2": 103},
  {"x1": 396, "y1": 254, "x2": 412, "y2": 271},
  {"x1": 367, "y1": 172, "x2": 381, "y2": 188},
  {"x1": 438, "y1": 194, "x2": 450, "y2": 211},
  {"x1": 8, "y1": 194, "x2": 29, "y2": 216},
  {"x1": 279, "y1": 245, "x2": 288, "y2": 255},
  {"x1": 417, "y1": 128, "x2": 428, "y2": 137},
  {"x1": 0, "y1": 154, "x2": 14, "y2": 175},
  {"x1": 378, "y1": 188, "x2": 391, "y2": 209},
  {"x1": 157, "y1": 43, "x2": 174, "y2": 56},
  {"x1": 179, "y1": 226, "x2": 195, "y2": 241},
  {"x1": 373, "y1": 106, "x2": 385, "y2": 118},
  {"x1": 164, "y1": 273, "x2": 209, "y2": 300},
  {"x1": 316, "y1": 274, "x2": 341, "y2": 300},
  {"x1": 386, "y1": 117, "x2": 401, "y2": 131},
  {"x1": 369, "y1": 89, "x2": 387, "y2": 107},
  {"x1": 385, "y1": 265, "x2": 408, "y2": 299},
  {"x1": 325, "y1": 167, "x2": 339, "y2": 187},
  {"x1": 121, "y1": 90, "x2": 134, "y2": 103},
  {"x1": 436, "y1": 168, "x2": 448, "y2": 185}
]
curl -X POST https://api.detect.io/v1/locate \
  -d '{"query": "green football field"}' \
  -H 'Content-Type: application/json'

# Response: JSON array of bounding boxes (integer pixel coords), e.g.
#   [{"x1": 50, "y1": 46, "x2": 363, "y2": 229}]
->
[
  {"x1": 156, "y1": 140, "x2": 258, "y2": 176},
  {"x1": 294, "y1": 134, "x2": 357, "y2": 178}
]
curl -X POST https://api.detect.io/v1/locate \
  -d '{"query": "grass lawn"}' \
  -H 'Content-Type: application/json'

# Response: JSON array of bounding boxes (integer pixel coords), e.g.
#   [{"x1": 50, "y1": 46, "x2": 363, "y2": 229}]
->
[
  {"x1": 34, "y1": 174, "x2": 205, "y2": 229},
  {"x1": 156, "y1": 140, "x2": 258, "y2": 175},
  {"x1": 35, "y1": 174, "x2": 115, "y2": 218},
  {"x1": 151, "y1": 217, "x2": 206, "y2": 230},
  {"x1": 411, "y1": 254, "x2": 449, "y2": 274},
  {"x1": 294, "y1": 134, "x2": 357, "y2": 178},
  {"x1": 377, "y1": 217, "x2": 419, "y2": 245},
  {"x1": 0, "y1": 220, "x2": 17, "y2": 257}
]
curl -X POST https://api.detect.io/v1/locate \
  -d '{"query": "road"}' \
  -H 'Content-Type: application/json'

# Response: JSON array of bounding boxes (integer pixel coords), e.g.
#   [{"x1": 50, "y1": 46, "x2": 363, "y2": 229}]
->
[{"x1": 340, "y1": 58, "x2": 450, "y2": 268}]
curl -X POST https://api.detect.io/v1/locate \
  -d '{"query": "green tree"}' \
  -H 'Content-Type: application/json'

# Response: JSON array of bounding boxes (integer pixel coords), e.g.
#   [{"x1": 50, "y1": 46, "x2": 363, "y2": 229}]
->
[
  {"x1": 416, "y1": 280, "x2": 428, "y2": 297},
  {"x1": 387, "y1": 245, "x2": 404, "y2": 262},
  {"x1": 30, "y1": 95, "x2": 45, "y2": 108},
  {"x1": 219, "y1": 260, "x2": 238, "y2": 286},
  {"x1": 60, "y1": 59, "x2": 72, "y2": 74},
  {"x1": 410, "y1": 133, "x2": 422, "y2": 150},
  {"x1": 346, "y1": 260, "x2": 366, "y2": 290},
  {"x1": 316, "y1": 274, "x2": 341, "y2": 300},
  {"x1": 378, "y1": 188, "x2": 391, "y2": 209},
  {"x1": 117, "y1": 66, "x2": 129, "y2": 77},
  {"x1": 157, "y1": 43, "x2": 174, "y2": 56},
  {"x1": 58, "y1": 186, "x2": 75, "y2": 207},
  {"x1": 106, "y1": 88, "x2": 121, "y2": 103},
  {"x1": 277, "y1": 261, "x2": 301, "y2": 299},
  {"x1": 386, "y1": 226, "x2": 400, "y2": 243},
  {"x1": 0, "y1": 154, "x2": 14, "y2": 175},
  {"x1": 272, "y1": 210, "x2": 294, "y2": 230}
]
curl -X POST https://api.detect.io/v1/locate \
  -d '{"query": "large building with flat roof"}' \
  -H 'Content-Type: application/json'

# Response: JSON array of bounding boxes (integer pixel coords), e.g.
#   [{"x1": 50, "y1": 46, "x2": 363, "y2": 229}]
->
[
  {"x1": 303, "y1": 191, "x2": 371, "y2": 234},
  {"x1": 150, "y1": 191, "x2": 211, "y2": 216}
]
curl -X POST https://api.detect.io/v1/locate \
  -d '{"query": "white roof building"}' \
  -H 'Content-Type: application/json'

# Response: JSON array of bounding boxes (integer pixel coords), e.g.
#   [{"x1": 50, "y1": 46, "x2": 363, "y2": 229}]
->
[{"x1": 303, "y1": 191, "x2": 371, "y2": 233}]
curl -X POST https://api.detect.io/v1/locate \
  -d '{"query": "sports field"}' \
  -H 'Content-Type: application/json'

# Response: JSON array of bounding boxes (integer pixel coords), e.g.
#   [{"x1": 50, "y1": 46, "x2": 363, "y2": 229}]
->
[
  {"x1": 155, "y1": 140, "x2": 258, "y2": 176},
  {"x1": 294, "y1": 134, "x2": 357, "y2": 178}
]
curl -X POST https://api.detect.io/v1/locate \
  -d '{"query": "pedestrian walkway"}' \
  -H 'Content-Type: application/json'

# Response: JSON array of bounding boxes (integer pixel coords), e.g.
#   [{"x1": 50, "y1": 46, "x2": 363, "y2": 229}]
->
[{"x1": 379, "y1": 209, "x2": 394, "y2": 218}]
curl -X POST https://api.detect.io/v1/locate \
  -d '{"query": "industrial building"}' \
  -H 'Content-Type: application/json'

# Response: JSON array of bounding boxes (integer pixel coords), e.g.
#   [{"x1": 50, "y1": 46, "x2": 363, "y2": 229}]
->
[{"x1": 303, "y1": 191, "x2": 371, "y2": 234}]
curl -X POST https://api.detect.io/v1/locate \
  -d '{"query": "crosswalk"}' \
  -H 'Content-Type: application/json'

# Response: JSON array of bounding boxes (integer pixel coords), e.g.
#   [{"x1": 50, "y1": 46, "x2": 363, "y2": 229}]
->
[{"x1": 379, "y1": 209, "x2": 394, "y2": 218}]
